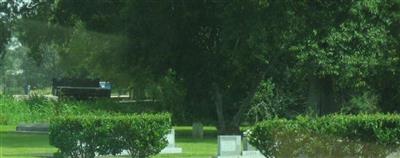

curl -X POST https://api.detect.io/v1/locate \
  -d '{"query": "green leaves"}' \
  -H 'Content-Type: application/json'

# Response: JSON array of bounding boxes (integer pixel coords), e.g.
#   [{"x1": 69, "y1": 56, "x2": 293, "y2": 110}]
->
[{"x1": 288, "y1": 0, "x2": 398, "y2": 89}]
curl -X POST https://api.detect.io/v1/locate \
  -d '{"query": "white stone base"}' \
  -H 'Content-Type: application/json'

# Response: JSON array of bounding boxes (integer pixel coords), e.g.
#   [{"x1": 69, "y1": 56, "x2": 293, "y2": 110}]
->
[
  {"x1": 217, "y1": 156, "x2": 241, "y2": 158},
  {"x1": 115, "y1": 150, "x2": 129, "y2": 156},
  {"x1": 242, "y1": 151, "x2": 265, "y2": 158},
  {"x1": 387, "y1": 151, "x2": 400, "y2": 158},
  {"x1": 160, "y1": 147, "x2": 183, "y2": 154},
  {"x1": 98, "y1": 148, "x2": 183, "y2": 156}
]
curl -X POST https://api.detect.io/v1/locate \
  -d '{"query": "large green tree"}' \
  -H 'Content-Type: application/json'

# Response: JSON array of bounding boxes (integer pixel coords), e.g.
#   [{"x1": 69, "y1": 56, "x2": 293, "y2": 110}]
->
[
  {"x1": 1, "y1": 0, "x2": 54, "y2": 63},
  {"x1": 51, "y1": 0, "x2": 270, "y2": 133},
  {"x1": 287, "y1": 0, "x2": 400, "y2": 114},
  {"x1": 246, "y1": 0, "x2": 400, "y2": 116}
]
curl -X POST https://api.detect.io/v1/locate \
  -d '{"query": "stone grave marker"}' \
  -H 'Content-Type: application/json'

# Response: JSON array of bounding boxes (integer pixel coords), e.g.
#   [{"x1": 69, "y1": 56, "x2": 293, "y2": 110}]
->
[
  {"x1": 160, "y1": 128, "x2": 183, "y2": 154},
  {"x1": 217, "y1": 135, "x2": 242, "y2": 158},
  {"x1": 192, "y1": 122, "x2": 204, "y2": 139},
  {"x1": 242, "y1": 134, "x2": 265, "y2": 158},
  {"x1": 16, "y1": 123, "x2": 49, "y2": 133}
]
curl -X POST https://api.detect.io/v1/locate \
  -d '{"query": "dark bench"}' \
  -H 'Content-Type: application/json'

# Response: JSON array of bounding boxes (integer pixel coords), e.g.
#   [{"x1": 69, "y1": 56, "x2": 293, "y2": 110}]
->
[{"x1": 52, "y1": 78, "x2": 111, "y2": 99}]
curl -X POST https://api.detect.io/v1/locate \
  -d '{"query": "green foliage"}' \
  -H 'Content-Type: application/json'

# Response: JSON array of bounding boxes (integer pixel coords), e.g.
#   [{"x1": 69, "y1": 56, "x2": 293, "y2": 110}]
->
[
  {"x1": 280, "y1": 0, "x2": 400, "y2": 114},
  {"x1": 156, "y1": 70, "x2": 188, "y2": 124},
  {"x1": 289, "y1": 0, "x2": 396, "y2": 81},
  {"x1": 249, "y1": 114, "x2": 400, "y2": 158},
  {"x1": 0, "y1": 19, "x2": 10, "y2": 58},
  {"x1": 340, "y1": 92, "x2": 380, "y2": 114},
  {"x1": 0, "y1": 33, "x2": 61, "y2": 92},
  {"x1": 247, "y1": 79, "x2": 299, "y2": 122},
  {"x1": 49, "y1": 113, "x2": 171, "y2": 158},
  {"x1": 1, "y1": 0, "x2": 54, "y2": 62}
]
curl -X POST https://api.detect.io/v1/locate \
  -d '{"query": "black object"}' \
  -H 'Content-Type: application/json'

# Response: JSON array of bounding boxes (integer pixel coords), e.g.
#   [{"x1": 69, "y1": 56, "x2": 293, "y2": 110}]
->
[{"x1": 52, "y1": 78, "x2": 111, "y2": 99}]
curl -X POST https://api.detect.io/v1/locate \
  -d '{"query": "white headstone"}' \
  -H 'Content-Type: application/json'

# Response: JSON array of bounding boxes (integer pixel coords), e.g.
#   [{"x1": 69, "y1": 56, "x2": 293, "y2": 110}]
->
[
  {"x1": 166, "y1": 128, "x2": 175, "y2": 147},
  {"x1": 242, "y1": 151, "x2": 266, "y2": 158},
  {"x1": 160, "y1": 128, "x2": 182, "y2": 154},
  {"x1": 16, "y1": 123, "x2": 49, "y2": 133},
  {"x1": 217, "y1": 135, "x2": 241, "y2": 158}
]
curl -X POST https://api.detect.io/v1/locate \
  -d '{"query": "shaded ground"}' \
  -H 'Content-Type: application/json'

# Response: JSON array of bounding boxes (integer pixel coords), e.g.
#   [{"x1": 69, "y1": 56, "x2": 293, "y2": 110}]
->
[{"x1": 0, "y1": 125, "x2": 218, "y2": 158}]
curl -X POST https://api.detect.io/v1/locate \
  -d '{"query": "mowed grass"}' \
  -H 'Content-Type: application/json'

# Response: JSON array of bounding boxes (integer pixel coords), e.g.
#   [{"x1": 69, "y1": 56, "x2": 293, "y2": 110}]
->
[
  {"x1": 0, "y1": 126, "x2": 218, "y2": 158},
  {"x1": 154, "y1": 126, "x2": 217, "y2": 158},
  {"x1": 0, "y1": 125, "x2": 56, "y2": 158}
]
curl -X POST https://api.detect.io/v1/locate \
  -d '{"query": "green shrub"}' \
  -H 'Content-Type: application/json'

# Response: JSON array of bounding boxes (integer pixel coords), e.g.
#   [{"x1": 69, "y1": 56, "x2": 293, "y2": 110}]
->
[
  {"x1": 249, "y1": 114, "x2": 400, "y2": 158},
  {"x1": 340, "y1": 92, "x2": 380, "y2": 114},
  {"x1": 49, "y1": 113, "x2": 171, "y2": 158},
  {"x1": 247, "y1": 79, "x2": 300, "y2": 123}
]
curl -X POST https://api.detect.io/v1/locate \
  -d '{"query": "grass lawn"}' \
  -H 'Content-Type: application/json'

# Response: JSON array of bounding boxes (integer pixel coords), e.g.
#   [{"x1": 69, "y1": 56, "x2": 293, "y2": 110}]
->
[
  {"x1": 0, "y1": 125, "x2": 56, "y2": 158},
  {"x1": 0, "y1": 125, "x2": 218, "y2": 158}
]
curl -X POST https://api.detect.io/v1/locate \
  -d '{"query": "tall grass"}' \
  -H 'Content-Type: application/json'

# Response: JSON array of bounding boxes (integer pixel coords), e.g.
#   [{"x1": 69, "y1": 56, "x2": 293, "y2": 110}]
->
[
  {"x1": 0, "y1": 95, "x2": 163, "y2": 125},
  {"x1": 0, "y1": 95, "x2": 165, "y2": 125},
  {"x1": 0, "y1": 95, "x2": 95, "y2": 125},
  {"x1": 0, "y1": 95, "x2": 31, "y2": 124}
]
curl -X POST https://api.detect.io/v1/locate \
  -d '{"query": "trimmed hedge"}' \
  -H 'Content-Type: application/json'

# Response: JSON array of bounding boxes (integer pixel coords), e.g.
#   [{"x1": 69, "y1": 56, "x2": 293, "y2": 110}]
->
[
  {"x1": 49, "y1": 113, "x2": 171, "y2": 158},
  {"x1": 249, "y1": 114, "x2": 400, "y2": 158}
]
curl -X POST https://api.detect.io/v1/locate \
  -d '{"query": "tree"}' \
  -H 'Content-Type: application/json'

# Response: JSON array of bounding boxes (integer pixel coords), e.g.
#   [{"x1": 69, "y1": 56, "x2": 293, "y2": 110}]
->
[
  {"x1": 260, "y1": 0, "x2": 399, "y2": 115},
  {"x1": 1, "y1": 0, "x2": 56, "y2": 66},
  {"x1": 51, "y1": 0, "x2": 270, "y2": 134},
  {"x1": 0, "y1": 0, "x2": 12, "y2": 61}
]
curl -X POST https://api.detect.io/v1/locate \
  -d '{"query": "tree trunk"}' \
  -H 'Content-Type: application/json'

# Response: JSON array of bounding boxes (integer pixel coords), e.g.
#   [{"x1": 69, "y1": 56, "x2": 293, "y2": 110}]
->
[
  {"x1": 307, "y1": 76, "x2": 336, "y2": 115},
  {"x1": 129, "y1": 87, "x2": 133, "y2": 99},
  {"x1": 214, "y1": 84, "x2": 226, "y2": 134},
  {"x1": 214, "y1": 73, "x2": 264, "y2": 135},
  {"x1": 213, "y1": 84, "x2": 241, "y2": 135}
]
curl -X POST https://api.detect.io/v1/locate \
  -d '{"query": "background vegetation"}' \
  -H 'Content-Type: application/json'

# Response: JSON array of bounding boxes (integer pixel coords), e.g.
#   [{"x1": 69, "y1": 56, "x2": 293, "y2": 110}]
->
[
  {"x1": 1, "y1": 0, "x2": 400, "y2": 134},
  {"x1": 1, "y1": 1, "x2": 400, "y2": 157}
]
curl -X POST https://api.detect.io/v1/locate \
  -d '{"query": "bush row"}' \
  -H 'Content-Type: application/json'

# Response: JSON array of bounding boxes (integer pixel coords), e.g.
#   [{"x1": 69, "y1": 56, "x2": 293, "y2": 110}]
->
[
  {"x1": 49, "y1": 113, "x2": 171, "y2": 158},
  {"x1": 249, "y1": 114, "x2": 400, "y2": 158}
]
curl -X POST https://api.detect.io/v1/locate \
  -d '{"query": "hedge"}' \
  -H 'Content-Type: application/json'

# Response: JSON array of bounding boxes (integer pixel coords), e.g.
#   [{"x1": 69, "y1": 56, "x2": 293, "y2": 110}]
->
[
  {"x1": 249, "y1": 114, "x2": 400, "y2": 158},
  {"x1": 49, "y1": 113, "x2": 171, "y2": 158}
]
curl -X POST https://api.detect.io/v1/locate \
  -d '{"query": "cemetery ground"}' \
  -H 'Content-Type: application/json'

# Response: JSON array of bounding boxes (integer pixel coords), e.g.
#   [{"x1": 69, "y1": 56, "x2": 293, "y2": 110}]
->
[
  {"x1": 0, "y1": 126, "x2": 218, "y2": 158},
  {"x1": 4, "y1": 96, "x2": 400, "y2": 157},
  {"x1": 0, "y1": 96, "x2": 224, "y2": 158}
]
